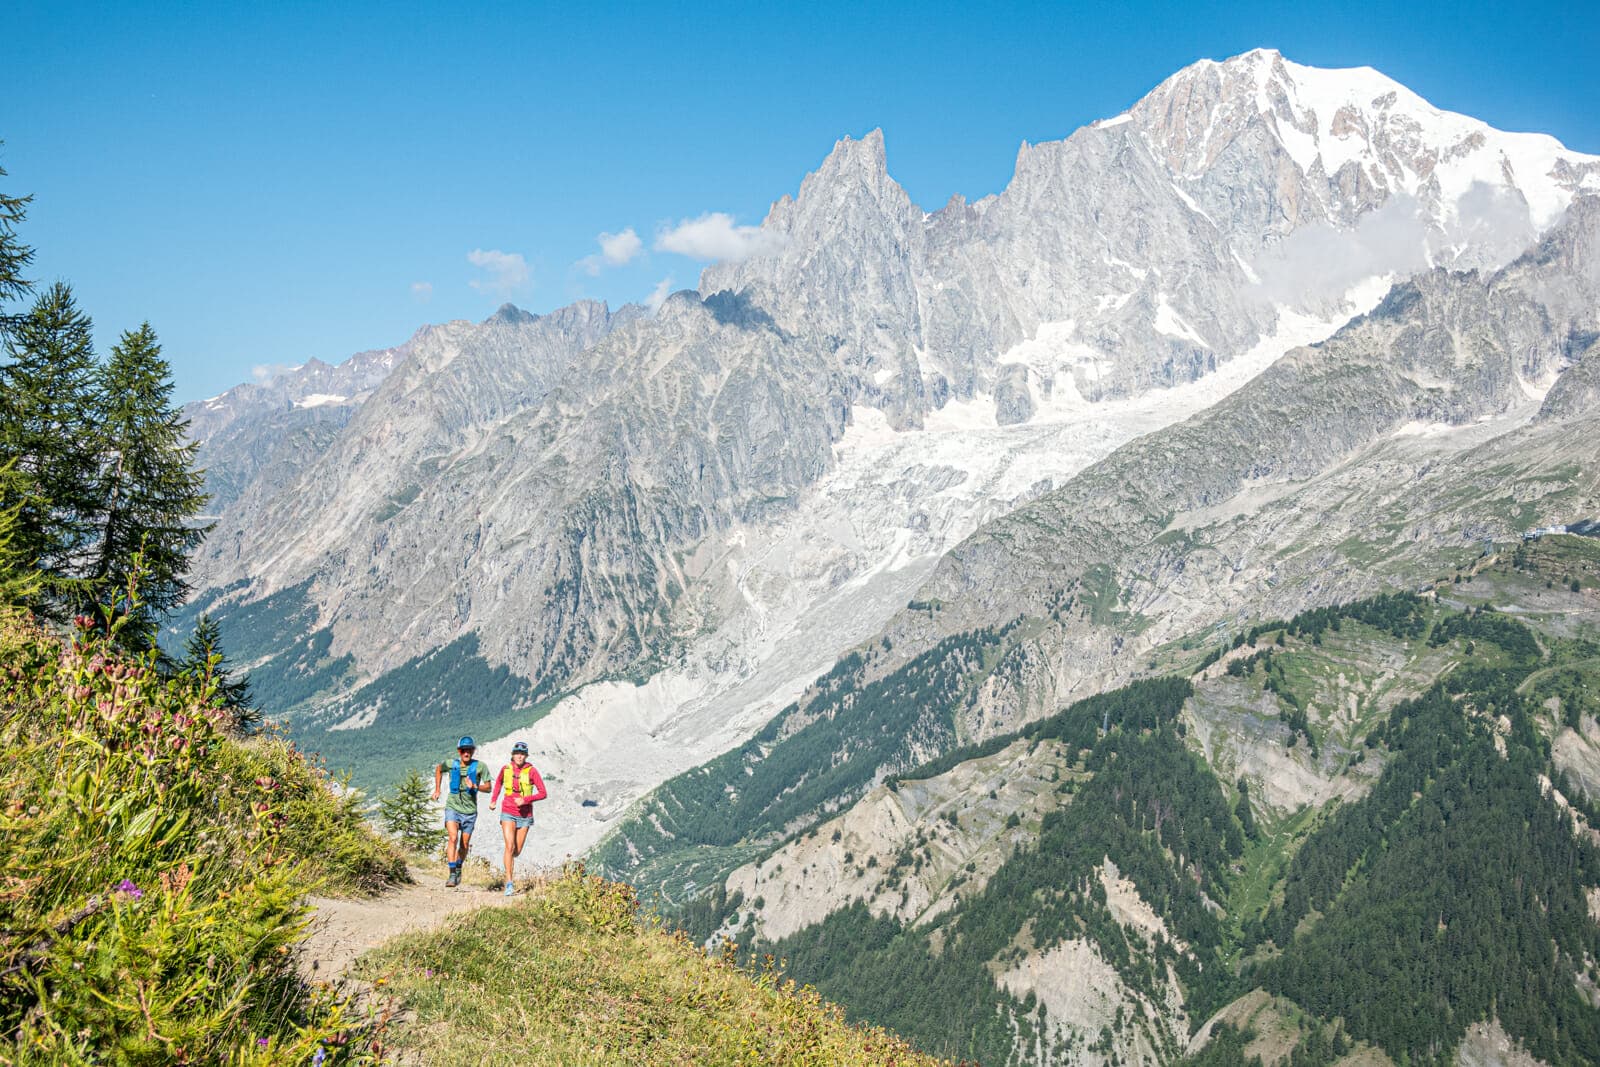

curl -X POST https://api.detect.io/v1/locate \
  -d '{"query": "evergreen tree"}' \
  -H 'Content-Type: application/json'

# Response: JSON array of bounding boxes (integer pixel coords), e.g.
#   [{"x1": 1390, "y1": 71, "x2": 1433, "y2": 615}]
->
[
  {"x1": 0, "y1": 151, "x2": 31, "y2": 338},
  {"x1": 0, "y1": 460, "x2": 41, "y2": 608},
  {"x1": 380, "y1": 768, "x2": 443, "y2": 853},
  {"x1": 0, "y1": 282, "x2": 102, "y2": 615},
  {"x1": 90, "y1": 322, "x2": 209, "y2": 623},
  {"x1": 179, "y1": 612, "x2": 259, "y2": 734}
]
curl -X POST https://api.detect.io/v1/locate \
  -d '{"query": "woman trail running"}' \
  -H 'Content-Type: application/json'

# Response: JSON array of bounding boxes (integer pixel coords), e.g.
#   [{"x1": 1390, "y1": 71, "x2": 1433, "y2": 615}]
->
[{"x1": 491, "y1": 740, "x2": 548, "y2": 896}]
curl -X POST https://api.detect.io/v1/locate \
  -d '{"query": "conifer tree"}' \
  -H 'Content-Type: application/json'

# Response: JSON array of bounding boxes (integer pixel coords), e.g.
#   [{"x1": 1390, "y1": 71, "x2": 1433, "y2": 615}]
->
[
  {"x1": 0, "y1": 282, "x2": 102, "y2": 615},
  {"x1": 380, "y1": 768, "x2": 443, "y2": 853},
  {"x1": 0, "y1": 460, "x2": 41, "y2": 608},
  {"x1": 91, "y1": 322, "x2": 210, "y2": 622},
  {"x1": 0, "y1": 151, "x2": 32, "y2": 338},
  {"x1": 179, "y1": 612, "x2": 259, "y2": 734}
]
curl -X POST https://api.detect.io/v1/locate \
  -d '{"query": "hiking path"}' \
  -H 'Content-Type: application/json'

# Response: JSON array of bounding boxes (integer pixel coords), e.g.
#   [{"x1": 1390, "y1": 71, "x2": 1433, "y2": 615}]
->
[{"x1": 298, "y1": 866, "x2": 545, "y2": 981}]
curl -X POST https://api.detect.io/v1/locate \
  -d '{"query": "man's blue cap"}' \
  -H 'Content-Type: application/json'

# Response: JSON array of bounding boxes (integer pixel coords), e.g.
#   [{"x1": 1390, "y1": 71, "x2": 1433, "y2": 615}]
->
[{"x1": 458, "y1": 736, "x2": 476, "y2": 749}]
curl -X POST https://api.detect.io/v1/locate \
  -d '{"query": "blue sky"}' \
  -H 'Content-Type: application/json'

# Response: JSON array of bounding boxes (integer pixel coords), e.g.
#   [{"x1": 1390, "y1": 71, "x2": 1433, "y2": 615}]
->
[{"x1": 5, "y1": 1, "x2": 1598, "y2": 402}]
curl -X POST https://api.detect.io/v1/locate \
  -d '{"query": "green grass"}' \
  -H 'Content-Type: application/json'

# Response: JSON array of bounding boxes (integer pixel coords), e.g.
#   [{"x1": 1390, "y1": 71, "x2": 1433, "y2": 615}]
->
[
  {"x1": 0, "y1": 608, "x2": 404, "y2": 1064},
  {"x1": 1222, "y1": 803, "x2": 1323, "y2": 965},
  {"x1": 360, "y1": 866, "x2": 952, "y2": 1066}
]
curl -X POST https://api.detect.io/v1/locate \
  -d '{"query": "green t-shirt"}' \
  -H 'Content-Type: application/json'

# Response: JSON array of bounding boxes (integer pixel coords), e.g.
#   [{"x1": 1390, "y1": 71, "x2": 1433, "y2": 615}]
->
[{"x1": 439, "y1": 759, "x2": 489, "y2": 815}]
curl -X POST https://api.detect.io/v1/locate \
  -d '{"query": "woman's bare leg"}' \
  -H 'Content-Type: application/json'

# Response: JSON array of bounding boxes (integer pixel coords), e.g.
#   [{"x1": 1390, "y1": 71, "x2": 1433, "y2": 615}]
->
[{"x1": 500, "y1": 819, "x2": 517, "y2": 883}]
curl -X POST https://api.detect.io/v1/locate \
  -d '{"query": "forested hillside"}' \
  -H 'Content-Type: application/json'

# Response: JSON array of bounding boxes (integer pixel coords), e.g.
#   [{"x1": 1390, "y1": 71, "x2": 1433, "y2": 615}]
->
[{"x1": 654, "y1": 543, "x2": 1600, "y2": 1066}]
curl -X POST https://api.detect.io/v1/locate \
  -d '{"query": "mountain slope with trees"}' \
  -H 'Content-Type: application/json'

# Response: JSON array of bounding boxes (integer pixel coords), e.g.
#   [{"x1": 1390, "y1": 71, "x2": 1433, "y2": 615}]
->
[{"x1": 655, "y1": 559, "x2": 1600, "y2": 1066}]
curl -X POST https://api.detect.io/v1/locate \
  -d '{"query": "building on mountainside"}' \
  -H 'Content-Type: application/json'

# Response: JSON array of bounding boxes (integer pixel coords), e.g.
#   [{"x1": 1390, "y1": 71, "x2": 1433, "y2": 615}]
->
[{"x1": 1524, "y1": 524, "x2": 1570, "y2": 540}]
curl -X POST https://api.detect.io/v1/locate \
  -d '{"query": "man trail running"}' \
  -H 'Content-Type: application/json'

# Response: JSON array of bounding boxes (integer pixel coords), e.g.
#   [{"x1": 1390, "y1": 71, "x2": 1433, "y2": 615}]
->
[{"x1": 431, "y1": 736, "x2": 491, "y2": 887}]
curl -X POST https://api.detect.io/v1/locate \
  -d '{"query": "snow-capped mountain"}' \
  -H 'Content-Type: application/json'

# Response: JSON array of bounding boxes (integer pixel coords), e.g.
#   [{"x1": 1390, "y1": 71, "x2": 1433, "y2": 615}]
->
[{"x1": 183, "y1": 49, "x2": 1600, "y2": 876}]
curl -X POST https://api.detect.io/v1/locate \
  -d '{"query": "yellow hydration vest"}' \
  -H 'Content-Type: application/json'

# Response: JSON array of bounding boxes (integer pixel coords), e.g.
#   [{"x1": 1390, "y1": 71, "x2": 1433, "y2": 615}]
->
[{"x1": 500, "y1": 763, "x2": 537, "y2": 798}]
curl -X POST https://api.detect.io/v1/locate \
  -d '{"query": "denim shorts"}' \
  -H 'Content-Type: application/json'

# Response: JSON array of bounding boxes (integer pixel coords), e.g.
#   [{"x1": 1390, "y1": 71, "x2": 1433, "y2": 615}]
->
[
  {"x1": 499, "y1": 813, "x2": 535, "y2": 829},
  {"x1": 444, "y1": 810, "x2": 478, "y2": 835}
]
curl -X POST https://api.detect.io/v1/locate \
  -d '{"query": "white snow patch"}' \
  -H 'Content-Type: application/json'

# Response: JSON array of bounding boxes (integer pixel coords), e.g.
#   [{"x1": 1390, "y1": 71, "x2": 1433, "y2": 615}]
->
[
  {"x1": 1106, "y1": 255, "x2": 1150, "y2": 282},
  {"x1": 1517, "y1": 369, "x2": 1559, "y2": 403},
  {"x1": 1096, "y1": 291, "x2": 1133, "y2": 314},
  {"x1": 1153, "y1": 295, "x2": 1208, "y2": 347},
  {"x1": 295, "y1": 393, "x2": 348, "y2": 409},
  {"x1": 1170, "y1": 182, "x2": 1214, "y2": 224},
  {"x1": 1231, "y1": 248, "x2": 1261, "y2": 285},
  {"x1": 1391, "y1": 420, "x2": 1457, "y2": 438},
  {"x1": 1096, "y1": 113, "x2": 1133, "y2": 129},
  {"x1": 921, "y1": 393, "x2": 1000, "y2": 432}
]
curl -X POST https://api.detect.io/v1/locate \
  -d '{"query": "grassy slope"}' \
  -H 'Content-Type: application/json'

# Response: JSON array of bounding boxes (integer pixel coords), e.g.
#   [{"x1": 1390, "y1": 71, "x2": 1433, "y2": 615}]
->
[
  {"x1": 360, "y1": 866, "x2": 954, "y2": 1067},
  {"x1": 0, "y1": 603, "x2": 960, "y2": 1066},
  {"x1": 0, "y1": 608, "x2": 406, "y2": 1065}
]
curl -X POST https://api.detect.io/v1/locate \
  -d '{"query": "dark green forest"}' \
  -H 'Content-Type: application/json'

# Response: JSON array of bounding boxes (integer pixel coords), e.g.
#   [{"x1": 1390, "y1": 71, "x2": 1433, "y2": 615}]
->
[
  {"x1": 594, "y1": 619, "x2": 1024, "y2": 874},
  {"x1": 662, "y1": 593, "x2": 1600, "y2": 1067}
]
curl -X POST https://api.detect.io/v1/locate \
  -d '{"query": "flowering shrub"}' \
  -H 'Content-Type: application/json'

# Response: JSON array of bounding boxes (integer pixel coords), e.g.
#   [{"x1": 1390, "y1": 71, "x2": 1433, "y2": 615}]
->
[
  {"x1": 0, "y1": 609, "x2": 401, "y2": 1064},
  {"x1": 539, "y1": 861, "x2": 641, "y2": 936}
]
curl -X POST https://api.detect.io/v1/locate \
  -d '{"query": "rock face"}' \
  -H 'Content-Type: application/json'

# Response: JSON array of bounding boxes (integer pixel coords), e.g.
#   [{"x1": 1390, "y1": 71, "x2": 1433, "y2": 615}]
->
[
  {"x1": 726, "y1": 736, "x2": 1075, "y2": 942},
  {"x1": 601, "y1": 200, "x2": 1600, "y2": 927},
  {"x1": 191, "y1": 50, "x2": 1600, "y2": 711},
  {"x1": 184, "y1": 342, "x2": 405, "y2": 512},
  {"x1": 869, "y1": 197, "x2": 1600, "y2": 733}
]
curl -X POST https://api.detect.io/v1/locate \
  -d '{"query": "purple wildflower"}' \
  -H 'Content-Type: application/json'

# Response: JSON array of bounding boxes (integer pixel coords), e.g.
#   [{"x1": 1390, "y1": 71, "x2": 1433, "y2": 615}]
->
[
  {"x1": 114, "y1": 879, "x2": 143, "y2": 900},
  {"x1": 312, "y1": 1047, "x2": 326, "y2": 1066},
  {"x1": 257, "y1": 1036, "x2": 269, "y2": 1048}
]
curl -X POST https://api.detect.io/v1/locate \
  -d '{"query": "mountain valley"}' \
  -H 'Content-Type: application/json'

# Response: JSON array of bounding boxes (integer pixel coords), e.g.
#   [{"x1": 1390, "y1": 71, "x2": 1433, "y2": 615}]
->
[{"x1": 170, "y1": 48, "x2": 1600, "y2": 1066}]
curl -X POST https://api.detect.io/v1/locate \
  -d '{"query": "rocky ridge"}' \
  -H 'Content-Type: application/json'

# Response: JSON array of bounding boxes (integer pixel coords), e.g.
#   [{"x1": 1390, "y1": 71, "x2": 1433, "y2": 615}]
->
[{"x1": 184, "y1": 53, "x2": 1600, "y2": 876}]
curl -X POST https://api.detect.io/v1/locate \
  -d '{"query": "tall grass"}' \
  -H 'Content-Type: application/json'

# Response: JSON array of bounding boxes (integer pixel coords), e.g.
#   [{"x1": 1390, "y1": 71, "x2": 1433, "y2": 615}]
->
[
  {"x1": 0, "y1": 608, "x2": 404, "y2": 1064},
  {"x1": 360, "y1": 863, "x2": 957, "y2": 1066}
]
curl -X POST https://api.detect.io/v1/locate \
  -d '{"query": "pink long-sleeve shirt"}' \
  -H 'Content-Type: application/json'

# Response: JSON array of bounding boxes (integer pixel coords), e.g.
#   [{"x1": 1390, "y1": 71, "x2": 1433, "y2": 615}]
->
[{"x1": 491, "y1": 761, "x2": 548, "y2": 816}]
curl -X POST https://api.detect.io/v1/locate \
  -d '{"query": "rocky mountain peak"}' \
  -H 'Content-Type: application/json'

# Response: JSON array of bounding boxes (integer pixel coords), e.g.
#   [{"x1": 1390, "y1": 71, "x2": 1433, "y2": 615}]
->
[
  {"x1": 807, "y1": 128, "x2": 889, "y2": 183},
  {"x1": 485, "y1": 302, "x2": 539, "y2": 326},
  {"x1": 1135, "y1": 48, "x2": 1600, "y2": 249}
]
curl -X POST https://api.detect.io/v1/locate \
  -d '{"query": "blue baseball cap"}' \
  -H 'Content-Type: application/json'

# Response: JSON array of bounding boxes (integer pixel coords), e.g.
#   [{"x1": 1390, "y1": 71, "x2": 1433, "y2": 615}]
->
[
  {"x1": 511, "y1": 741, "x2": 529, "y2": 754},
  {"x1": 457, "y1": 736, "x2": 476, "y2": 749}
]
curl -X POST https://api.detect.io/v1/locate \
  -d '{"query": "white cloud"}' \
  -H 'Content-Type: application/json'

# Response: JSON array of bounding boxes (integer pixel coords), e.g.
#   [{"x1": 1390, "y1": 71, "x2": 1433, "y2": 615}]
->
[
  {"x1": 467, "y1": 249, "x2": 531, "y2": 295},
  {"x1": 1251, "y1": 196, "x2": 1428, "y2": 306},
  {"x1": 645, "y1": 276, "x2": 673, "y2": 313},
  {"x1": 600, "y1": 228, "x2": 642, "y2": 266},
  {"x1": 1251, "y1": 184, "x2": 1542, "y2": 309},
  {"x1": 578, "y1": 227, "x2": 644, "y2": 275},
  {"x1": 410, "y1": 281, "x2": 434, "y2": 302},
  {"x1": 252, "y1": 362, "x2": 296, "y2": 384},
  {"x1": 1432, "y1": 182, "x2": 1536, "y2": 270},
  {"x1": 654, "y1": 212, "x2": 784, "y2": 263}
]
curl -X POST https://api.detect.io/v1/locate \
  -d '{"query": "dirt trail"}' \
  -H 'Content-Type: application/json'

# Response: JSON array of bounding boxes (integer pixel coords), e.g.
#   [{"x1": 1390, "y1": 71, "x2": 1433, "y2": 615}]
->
[{"x1": 298, "y1": 867, "x2": 532, "y2": 981}]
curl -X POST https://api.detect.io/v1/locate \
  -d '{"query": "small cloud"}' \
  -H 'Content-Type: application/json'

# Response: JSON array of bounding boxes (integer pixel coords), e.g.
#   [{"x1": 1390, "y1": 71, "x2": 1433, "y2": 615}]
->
[
  {"x1": 578, "y1": 227, "x2": 644, "y2": 274},
  {"x1": 467, "y1": 249, "x2": 531, "y2": 296},
  {"x1": 410, "y1": 281, "x2": 434, "y2": 303},
  {"x1": 252, "y1": 362, "x2": 295, "y2": 384},
  {"x1": 654, "y1": 212, "x2": 784, "y2": 263},
  {"x1": 1251, "y1": 196, "x2": 1428, "y2": 306},
  {"x1": 645, "y1": 276, "x2": 673, "y2": 313},
  {"x1": 1432, "y1": 182, "x2": 1536, "y2": 270}
]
